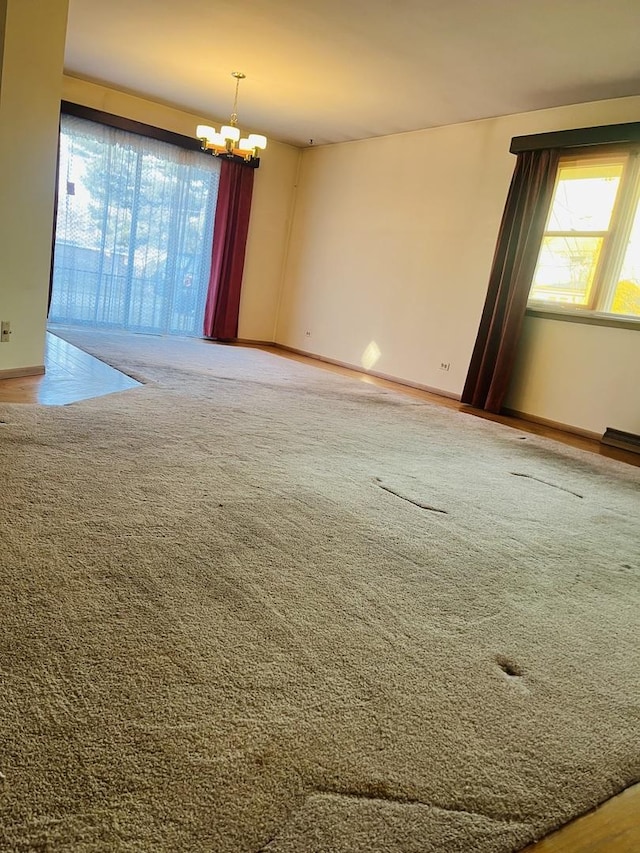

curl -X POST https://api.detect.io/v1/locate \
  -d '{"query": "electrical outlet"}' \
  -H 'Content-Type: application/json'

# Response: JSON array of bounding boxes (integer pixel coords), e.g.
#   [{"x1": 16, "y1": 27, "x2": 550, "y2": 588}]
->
[
  {"x1": 304, "y1": 330, "x2": 311, "y2": 337},
  {"x1": 0, "y1": 321, "x2": 11, "y2": 343},
  {"x1": 439, "y1": 361, "x2": 450, "y2": 371}
]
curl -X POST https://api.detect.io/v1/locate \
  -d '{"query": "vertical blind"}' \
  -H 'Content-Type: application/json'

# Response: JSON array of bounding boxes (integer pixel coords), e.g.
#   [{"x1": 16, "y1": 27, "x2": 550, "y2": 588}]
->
[{"x1": 50, "y1": 114, "x2": 221, "y2": 336}]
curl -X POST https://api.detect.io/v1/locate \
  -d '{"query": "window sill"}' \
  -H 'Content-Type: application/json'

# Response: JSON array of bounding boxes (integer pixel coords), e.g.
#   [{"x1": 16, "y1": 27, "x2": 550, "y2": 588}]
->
[{"x1": 526, "y1": 306, "x2": 640, "y2": 331}]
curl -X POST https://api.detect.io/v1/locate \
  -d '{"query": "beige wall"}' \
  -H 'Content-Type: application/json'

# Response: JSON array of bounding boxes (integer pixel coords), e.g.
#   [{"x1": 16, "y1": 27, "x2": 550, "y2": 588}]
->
[
  {"x1": 0, "y1": 0, "x2": 68, "y2": 372},
  {"x1": 506, "y1": 317, "x2": 639, "y2": 435},
  {"x1": 61, "y1": 76, "x2": 300, "y2": 342},
  {"x1": 277, "y1": 95, "x2": 640, "y2": 435}
]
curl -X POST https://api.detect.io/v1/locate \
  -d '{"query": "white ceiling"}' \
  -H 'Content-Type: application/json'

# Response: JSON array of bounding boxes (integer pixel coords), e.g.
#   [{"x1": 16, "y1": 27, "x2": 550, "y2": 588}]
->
[{"x1": 64, "y1": 0, "x2": 640, "y2": 148}]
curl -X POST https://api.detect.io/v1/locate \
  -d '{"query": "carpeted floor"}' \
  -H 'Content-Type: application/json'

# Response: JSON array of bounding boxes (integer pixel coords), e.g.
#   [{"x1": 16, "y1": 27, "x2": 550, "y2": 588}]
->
[{"x1": 1, "y1": 327, "x2": 638, "y2": 852}]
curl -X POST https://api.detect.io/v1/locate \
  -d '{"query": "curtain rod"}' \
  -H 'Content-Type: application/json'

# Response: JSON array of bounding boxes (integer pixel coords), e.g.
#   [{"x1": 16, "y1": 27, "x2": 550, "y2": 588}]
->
[{"x1": 510, "y1": 121, "x2": 640, "y2": 154}]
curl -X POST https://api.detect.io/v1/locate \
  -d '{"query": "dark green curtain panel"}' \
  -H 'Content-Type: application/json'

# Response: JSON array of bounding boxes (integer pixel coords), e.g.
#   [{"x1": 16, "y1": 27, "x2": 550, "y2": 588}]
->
[{"x1": 462, "y1": 148, "x2": 560, "y2": 412}]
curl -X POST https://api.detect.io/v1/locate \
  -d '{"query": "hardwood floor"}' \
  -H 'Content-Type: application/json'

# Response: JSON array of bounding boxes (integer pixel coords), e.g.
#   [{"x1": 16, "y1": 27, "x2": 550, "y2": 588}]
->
[
  {"x1": 1, "y1": 330, "x2": 638, "y2": 851},
  {"x1": 523, "y1": 784, "x2": 640, "y2": 852},
  {"x1": 0, "y1": 332, "x2": 139, "y2": 405}
]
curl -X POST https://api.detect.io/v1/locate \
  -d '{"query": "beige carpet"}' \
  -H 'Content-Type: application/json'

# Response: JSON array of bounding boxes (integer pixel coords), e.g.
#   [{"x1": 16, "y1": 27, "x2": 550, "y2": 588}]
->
[{"x1": 1, "y1": 327, "x2": 638, "y2": 852}]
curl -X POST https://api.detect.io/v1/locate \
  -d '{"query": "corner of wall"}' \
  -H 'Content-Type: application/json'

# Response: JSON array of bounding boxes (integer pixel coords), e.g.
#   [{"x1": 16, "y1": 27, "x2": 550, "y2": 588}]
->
[{"x1": 272, "y1": 147, "x2": 303, "y2": 343}]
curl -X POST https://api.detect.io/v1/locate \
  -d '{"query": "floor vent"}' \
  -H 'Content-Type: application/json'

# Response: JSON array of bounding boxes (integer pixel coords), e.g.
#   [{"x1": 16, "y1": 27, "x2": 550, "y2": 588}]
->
[{"x1": 601, "y1": 428, "x2": 640, "y2": 455}]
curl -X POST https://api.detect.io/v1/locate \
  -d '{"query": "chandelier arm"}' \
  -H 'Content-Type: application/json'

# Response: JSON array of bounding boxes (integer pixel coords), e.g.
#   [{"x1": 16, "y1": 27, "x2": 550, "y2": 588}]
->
[{"x1": 196, "y1": 72, "x2": 265, "y2": 165}]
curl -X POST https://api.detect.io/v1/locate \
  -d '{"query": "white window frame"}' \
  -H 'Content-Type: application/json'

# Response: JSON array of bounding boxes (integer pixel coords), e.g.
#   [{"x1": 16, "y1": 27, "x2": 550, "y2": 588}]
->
[{"x1": 527, "y1": 145, "x2": 640, "y2": 326}]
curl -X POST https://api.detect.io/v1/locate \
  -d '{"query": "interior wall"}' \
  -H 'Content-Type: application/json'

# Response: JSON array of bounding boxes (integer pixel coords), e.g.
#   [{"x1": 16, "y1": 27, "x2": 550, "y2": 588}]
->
[
  {"x1": 505, "y1": 316, "x2": 639, "y2": 435},
  {"x1": 0, "y1": 3, "x2": 7, "y2": 74},
  {"x1": 276, "y1": 95, "x2": 640, "y2": 435},
  {"x1": 61, "y1": 76, "x2": 301, "y2": 342},
  {"x1": 0, "y1": 0, "x2": 68, "y2": 373}
]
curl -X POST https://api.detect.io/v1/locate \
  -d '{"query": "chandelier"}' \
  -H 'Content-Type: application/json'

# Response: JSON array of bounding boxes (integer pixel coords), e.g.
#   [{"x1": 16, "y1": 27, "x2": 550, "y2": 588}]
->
[{"x1": 196, "y1": 72, "x2": 267, "y2": 163}]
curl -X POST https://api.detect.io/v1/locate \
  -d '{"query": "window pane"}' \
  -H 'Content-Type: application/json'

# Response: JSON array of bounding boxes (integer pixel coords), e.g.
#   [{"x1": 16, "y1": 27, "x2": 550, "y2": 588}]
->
[
  {"x1": 546, "y1": 161, "x2": 624, "y2": 232},
  {"x1": 529, "y1": 236, "x2": 603, "y2": 306},
  {"x1": 610, "y1": 198, "x2": 640, "y2": 317},
  {"x1": 50, "y1": 115, "x2": 220, "y2": 337}
]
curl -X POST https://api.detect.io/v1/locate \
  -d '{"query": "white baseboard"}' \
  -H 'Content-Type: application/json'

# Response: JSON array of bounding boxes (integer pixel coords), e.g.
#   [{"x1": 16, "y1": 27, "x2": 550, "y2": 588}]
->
[
  {"x1": 274, "y1": 343, "x2": 461, "y2": 401},
  {"x1": 0, "y1": 365, "x2": 45, "y2": 380}
]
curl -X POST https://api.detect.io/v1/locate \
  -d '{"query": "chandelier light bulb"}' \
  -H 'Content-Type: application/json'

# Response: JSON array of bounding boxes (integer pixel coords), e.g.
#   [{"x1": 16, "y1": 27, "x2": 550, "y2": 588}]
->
[{"x1": 195, "y1": 72, "x2": 267, "y2": 163}]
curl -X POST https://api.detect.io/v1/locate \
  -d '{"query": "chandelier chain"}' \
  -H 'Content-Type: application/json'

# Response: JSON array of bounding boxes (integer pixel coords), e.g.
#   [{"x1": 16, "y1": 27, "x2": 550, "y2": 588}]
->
[
  {"x1": 230, "y1": 71, "x2": 246, "y2": 127},
  {"x1": 195, "y1": 71, "x2": 266, "y2": 163}
]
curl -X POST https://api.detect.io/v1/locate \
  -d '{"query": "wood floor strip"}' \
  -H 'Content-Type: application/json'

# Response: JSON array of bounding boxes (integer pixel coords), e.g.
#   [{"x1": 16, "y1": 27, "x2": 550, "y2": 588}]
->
[
  {"x1": 0, "y1": 332, "x2": 139, "y2": 405},
  {"x1": 523, "y1": 784, "x2": 640, "y2": 852}
]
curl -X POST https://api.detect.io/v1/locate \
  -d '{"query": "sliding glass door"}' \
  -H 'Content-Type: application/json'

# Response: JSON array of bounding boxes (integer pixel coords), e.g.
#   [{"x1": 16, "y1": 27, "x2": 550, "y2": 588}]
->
[{"x1": 50, "y1": 114, "x2": 221, "y2": 336}]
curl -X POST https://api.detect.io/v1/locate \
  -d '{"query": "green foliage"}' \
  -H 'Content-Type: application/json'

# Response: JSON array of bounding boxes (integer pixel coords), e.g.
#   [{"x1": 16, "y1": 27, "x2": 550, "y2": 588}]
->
[
  {"x1": 611, "y1": 279, "x2": 640, "y2": 317},
  {"x1": 60, "y1": 122, "x2": 216, "y2": 284}
]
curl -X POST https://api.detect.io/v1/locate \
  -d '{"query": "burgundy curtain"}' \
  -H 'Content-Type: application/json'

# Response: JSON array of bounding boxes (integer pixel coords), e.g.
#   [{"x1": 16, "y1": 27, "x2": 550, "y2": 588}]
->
[
  {"x1": 461, "y1": 148, "x2": 560, "y2": 413},
  {"x1": 203, "y1": 159, "x2": 255, "y2": 340}
]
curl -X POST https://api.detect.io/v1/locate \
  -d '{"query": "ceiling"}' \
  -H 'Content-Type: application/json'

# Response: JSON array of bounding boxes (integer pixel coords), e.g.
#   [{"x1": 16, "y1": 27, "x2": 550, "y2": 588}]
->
[{"x1": 64, "y1": 0, "x2": 640, "y2": 148}]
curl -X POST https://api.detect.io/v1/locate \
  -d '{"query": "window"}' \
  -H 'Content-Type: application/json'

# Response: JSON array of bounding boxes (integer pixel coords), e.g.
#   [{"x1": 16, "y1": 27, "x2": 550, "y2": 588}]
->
[
  {"x1": 528, "y1": 149, "x2": 640, "y2": 320},
  {"x1": 50, "y1": 114, "x2": 221, "y2": 336}
]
